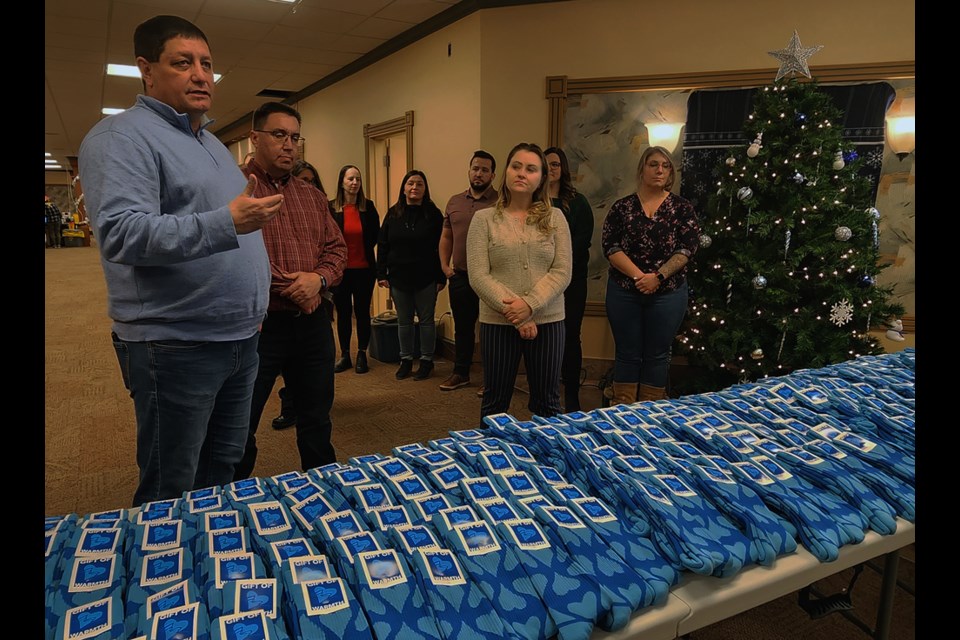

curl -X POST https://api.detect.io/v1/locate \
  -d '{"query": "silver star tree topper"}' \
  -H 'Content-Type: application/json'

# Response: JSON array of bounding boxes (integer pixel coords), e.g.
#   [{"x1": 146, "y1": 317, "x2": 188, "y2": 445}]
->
[{"x1": 768, "y1": 30, "x2": 824, "y2": 81}]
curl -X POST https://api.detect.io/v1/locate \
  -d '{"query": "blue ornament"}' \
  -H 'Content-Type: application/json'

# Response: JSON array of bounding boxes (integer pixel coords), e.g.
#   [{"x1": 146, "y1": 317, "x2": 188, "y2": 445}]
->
[
  {"x1": 858, "y1": 274, "x2": 876, "y2": 288},
  {"x1": 843, "y1": 150, "x2": 859, "y2": 162},
  {"x1": 795, "y1": 112, "x2": 807, "y2": 123}
]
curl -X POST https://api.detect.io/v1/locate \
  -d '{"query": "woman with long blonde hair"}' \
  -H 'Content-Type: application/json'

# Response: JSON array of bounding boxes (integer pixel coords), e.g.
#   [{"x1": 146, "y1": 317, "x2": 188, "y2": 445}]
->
[{"x1": 466, "y1": 142, "x2": 572, "y2": 422}]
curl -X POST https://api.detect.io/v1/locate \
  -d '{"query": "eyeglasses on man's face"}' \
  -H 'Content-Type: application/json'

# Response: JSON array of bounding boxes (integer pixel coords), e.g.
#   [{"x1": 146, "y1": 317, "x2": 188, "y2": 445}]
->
[{"x1": 254, "y1": 129, "x2": 304, "y2": 144}]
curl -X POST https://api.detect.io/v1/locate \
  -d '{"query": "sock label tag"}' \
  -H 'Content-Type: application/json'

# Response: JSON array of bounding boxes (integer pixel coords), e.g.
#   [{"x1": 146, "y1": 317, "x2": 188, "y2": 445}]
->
[
  {"x1": 835, "y1": 431, "x2": 877, "y2": 453},
  {"x1": 358, "y1": 549, "x2": 407, "y2": 589},
  {"x1": 215, "y1": 552, "x2": 255, "y2": 587},
  {"x1": 235, "y1": 579, "x2": 278, "y2": 619},
  {"x1": 146, "y1": 579, "x2": 190, "y2": 618},
  {"x1": 371, "y1": 506, "x2": 411, "y2": 529},
  {"x1": 479, "y1": 499, "x2": 519, "y2": 524},
  {"x1": 394, "y1": 524, "x2": 441, "y2": 555},
  {"x1": 77, "y1": 527, "x2": 121, "y2": 556},
  {"x1": 422, "y1": 549, "x2": 467, "y2": 586},
  {"x1": 320, "y1": 511, "x2": 363, "y2": 540},
  {"x1": 454, "y1": 521, "x2": 501, "y2": 556},
  {"x1": 655, "y1": 474, "x2": 698, "y2": 498},
  {"x1": 140, "y1": 548, "x2": 184, "y2": 587},
  {"x1": 411, "y1": 494, "x2": 451, "y2": 520},
  {"x1": 151, "y1": 603, "x2": 199, "y2": 640},
  {"x1": 540, "y1": 506, "x2": 586, "y2": 529},
  {"x1": 571, "y1": 497, "x2": 618, "y2": 523},
  {"x1": 248, "y1": 501, "x2": 292, "y2": 537},
  {"x1": 291, "y1": 493, "x2": 335, "y2": 531},
  {"x1": 290, "y1": 555, "x2": 331, "y2": 584},
  {"x1": 461, "y1": 477, "x2": 501, "y2": 503},
  {"x1": 503, "y1": 519, "x2": 551, "y2": 550},
  {"x1": 141, "y1": 520, "x2": 182, "y2": 553},
  {"x1": 217, "y1": 610, "x2": 270, "y2": 639},
  {"x1": 271, "y1": 538, "x2": 312, "y2": 565},
  {"x1": 374, "y1": 457, "x2": 415, "y2": 481},
  {"x1": 189, "y1": 495, "x2": 225, "y2": 514},
  {"x1": 392, "y1": 474, "x2": 432, "y2": 500},
  {"x1": 355, "y1": 483, "x2": 392, "y2": 511},
  {"x1": 479, "y1": 450, "x2": 515, "y2": 473},
  {"x1": 337, "y1": 532, "x2": 381, "y2": 564},
  {"x1": 64, "y1": 597, "x2": 113, "y2": 640},
  {"x1": 302, "y1": 578, "x2": 349, "y2": 616}
]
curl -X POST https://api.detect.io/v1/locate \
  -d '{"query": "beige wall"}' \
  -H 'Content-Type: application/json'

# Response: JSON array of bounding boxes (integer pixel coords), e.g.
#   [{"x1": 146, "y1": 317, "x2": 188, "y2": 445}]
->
[{"x1": 241, "y1": 0, "x2": 914, "y2": 359}]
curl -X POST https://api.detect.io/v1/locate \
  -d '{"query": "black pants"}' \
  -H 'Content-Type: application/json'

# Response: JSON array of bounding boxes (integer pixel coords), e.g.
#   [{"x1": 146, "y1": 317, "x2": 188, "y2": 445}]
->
[
  {"x1": 332, "y1": 268, "x2": 376, "y2": 354},
  {"x1": 234, "y1": 306, "x2": 337, "y2": 479},
  {"x1": 479, "y1": 320, "x2": 565, "y2": 420},
  {"x1": 561, "y1": 277, "x2": 588, "y2": 394},
  {"x1": 448, "y1": 270, "x2": 480, "y2": 377}
]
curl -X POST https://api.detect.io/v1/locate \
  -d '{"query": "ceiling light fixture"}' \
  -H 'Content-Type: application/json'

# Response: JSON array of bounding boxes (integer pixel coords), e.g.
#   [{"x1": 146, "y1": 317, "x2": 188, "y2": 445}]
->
[
  {"x1": 102, "y1": 108, "x2": 125, "y2": 116},
  {"x1": 46, "y1": 165, "x2": 63, "y2": 170}
]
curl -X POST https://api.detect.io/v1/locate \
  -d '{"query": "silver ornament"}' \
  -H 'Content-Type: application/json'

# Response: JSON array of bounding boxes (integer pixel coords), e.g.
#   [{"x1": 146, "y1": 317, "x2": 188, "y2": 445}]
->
[
  {"x1": 699, "y1": 234, "x2": 713, "y2": 248},
  {"x1": 725, "y1": 157, "x2": 737, "y2": 167},
  {"x1": 783, "y1": 229, "x2": 792, "y2": 261},
  {"x1": 834, "y1": 226, "x2": 852, "y2": 241},
  {"x1": 792, "y1": 172, "x2": 805, "y2": 184},
  {"x1": 832, "y1": 150, "x2": 845, "y2": 170},
  {"x1": 737, "y1": 186, "x2": 754, "y2": 202},
  {"x1": 751, "y1": 348, "x2": 764, "y2": 360},
  {"x1": 752, "y1": 274, "x2": 768, "y2": 289},
  {"x1": 865, "y1": 207, "x2": 880, "y2": 220}
]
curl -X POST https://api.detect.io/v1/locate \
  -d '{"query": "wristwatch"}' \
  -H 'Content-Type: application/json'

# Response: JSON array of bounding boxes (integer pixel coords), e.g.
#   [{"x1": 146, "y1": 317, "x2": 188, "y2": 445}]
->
[{"x1": 656, "y1": 272, "x2": 665, "y2": 283}]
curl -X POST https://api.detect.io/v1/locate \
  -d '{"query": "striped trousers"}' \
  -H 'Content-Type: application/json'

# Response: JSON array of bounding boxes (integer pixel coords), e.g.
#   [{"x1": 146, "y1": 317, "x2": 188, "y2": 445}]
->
[{"x1": 479, "y1": 320, "x2": 565, "y2": 421}]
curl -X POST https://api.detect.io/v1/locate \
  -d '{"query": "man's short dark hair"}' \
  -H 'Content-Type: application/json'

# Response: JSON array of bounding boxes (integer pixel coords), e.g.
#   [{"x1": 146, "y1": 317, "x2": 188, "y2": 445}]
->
[
  {"x1": 252, "y1": 102, "x2": 302, "y2": 130},
  {"x1": 134, "y1": 15, "x2": 209, "y2": 62},
  {"x1": 471, "y1": 150, "x2": 496, "y2": 173}
]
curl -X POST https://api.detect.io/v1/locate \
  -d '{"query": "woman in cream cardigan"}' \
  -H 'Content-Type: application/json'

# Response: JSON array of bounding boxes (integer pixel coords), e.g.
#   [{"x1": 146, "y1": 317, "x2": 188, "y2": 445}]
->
[{"x1": 467, "y1": 142, "x2": 572, "y2": 421}]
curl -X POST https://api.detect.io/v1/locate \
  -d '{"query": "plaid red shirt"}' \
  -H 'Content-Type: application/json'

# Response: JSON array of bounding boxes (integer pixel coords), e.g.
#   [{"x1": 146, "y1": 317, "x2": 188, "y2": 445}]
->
[{"x1": 244, "y1": 161, "x2": 347, "y2": 311}]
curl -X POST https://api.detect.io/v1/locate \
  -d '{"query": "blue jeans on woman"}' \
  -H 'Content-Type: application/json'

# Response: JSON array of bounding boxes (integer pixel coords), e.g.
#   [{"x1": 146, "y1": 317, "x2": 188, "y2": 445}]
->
[
  {"x1": 112, "y1": 332, "x2": 260, "y2": 506},
  {"x1": 605, "y1": 278, "x2": 688, "y2": 387},
  {"x1": 391, "y1": 283, "x2": 438, "y2": 360}
]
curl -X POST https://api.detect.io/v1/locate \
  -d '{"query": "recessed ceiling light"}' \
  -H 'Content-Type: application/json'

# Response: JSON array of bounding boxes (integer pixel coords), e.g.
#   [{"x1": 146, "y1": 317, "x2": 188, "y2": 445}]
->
[
  {"x1": 45, "y1": 159, "x2": 58, "y2": 164},
  {"x1": 107, "y1": 63, "x2": 221, "y2": 82},
  {"x1": 102, "y1": 108, "x2": 125, "y2": 116},
  {"x1": 45, "y1": 152, "x2": 52, "y2": 157},
  {"x1": 46, "y1": 165, "x2": 63, "y2": 170}
]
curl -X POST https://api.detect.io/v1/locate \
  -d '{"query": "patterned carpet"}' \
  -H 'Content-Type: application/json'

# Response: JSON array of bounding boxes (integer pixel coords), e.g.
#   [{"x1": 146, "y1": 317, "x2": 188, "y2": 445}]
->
[{"x1": 44, "y1": 244, "x2": 914, "y2": 639}]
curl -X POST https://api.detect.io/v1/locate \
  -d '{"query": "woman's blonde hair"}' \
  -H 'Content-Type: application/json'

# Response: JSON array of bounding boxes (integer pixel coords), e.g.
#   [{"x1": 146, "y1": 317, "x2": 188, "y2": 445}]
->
[
  {"x1": 636, "y1": 145, "x2": 676, "y2": 192},
  {"x1": 495, "y1": 142, "x2": 554, "y2": 234}
]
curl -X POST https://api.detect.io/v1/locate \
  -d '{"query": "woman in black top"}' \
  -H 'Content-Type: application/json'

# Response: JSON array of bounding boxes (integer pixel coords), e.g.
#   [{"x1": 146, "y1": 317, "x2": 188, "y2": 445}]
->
[
  {"x1": 330, "y1": 164, "x2": 380, "y2": 374},
  {"x1": 545, "y1": 146, "x2": 594, "y2": 411},
  {"x1": 377, "y1": 170, "x2": 446, "y2": 381}
]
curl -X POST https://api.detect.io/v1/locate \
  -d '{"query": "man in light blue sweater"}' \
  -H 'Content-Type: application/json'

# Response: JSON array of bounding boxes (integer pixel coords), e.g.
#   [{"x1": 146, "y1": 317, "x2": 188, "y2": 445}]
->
[{"x1": 78, "y1": 15, "x2": 284, "y2": 506}]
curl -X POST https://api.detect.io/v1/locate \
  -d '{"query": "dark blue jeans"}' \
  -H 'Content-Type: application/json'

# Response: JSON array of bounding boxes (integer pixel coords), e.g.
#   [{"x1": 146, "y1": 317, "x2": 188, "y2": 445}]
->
[
  {"x1": 112, "y1": 332, "x2": 260, "y2": 506},
  {"x1": 234, "y1": 307, "x2": 337, "y2": 479},
  {"x1": 605, "y1": 279, "x2": 688, "y2": 387},
  {"x1": 391, "y1": 283, "x2": 438, "y2": 361}
]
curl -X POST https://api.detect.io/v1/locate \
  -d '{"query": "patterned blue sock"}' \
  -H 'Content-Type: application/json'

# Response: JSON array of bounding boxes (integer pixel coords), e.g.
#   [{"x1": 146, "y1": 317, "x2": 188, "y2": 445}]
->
[
  {"x1": 283, "y1": 576, "x2": 375, "y2": 640},
  {"x1": 725, "y1": 459, "x2": 844, "y2": 562},
  {"x1": 530, "y1": 504, "x2": 659, "y2": 619},
  {"x1": 438, "y1": 518, "x2": 558, "y2": 640},
  {"x1": 493, "y1": 518, "x2": 611, "y2": 639},
  {"x1": 352, "y1": 548, "x2": 444, "y2": 640},
  {"x1": 408, "y1": 548, "x2": 515, "y2": 640}
]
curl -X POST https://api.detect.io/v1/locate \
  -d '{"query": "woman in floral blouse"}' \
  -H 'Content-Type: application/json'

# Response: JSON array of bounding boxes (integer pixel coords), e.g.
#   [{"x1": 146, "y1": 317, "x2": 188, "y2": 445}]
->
[{"x1": 601, "y1": 145, "x2": 700, "y2": 404}]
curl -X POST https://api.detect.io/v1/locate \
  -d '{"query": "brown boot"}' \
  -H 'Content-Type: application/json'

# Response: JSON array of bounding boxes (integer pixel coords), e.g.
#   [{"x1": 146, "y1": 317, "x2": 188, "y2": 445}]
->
[
  {"x1": 638, "y1": 383, "x2": 668, "y2": 401},
  {"x1": 610, "y1": 382, "x2": 638, "y2": 406}
]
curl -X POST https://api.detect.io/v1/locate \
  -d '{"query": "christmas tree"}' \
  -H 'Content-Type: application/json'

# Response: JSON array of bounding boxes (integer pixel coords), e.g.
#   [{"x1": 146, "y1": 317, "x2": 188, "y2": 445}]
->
[{"x1": 675, "y1": 41, "x2": 903, "y2": 393}]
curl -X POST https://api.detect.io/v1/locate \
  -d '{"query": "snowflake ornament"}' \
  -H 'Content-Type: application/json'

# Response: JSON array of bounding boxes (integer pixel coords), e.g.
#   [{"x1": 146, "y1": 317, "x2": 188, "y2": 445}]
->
[{"x1": 830, "y1": 299, "x2": 854, "y2": 327}]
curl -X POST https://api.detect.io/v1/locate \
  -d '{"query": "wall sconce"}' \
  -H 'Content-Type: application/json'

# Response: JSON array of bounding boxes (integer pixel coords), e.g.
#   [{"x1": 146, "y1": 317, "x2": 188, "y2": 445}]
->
[
  {"x1": 885, "y1": 115, "x2": 915, "y2": 161},
  {"x1": 645, "y1": 122, "x2": 684, "y2": 154}
]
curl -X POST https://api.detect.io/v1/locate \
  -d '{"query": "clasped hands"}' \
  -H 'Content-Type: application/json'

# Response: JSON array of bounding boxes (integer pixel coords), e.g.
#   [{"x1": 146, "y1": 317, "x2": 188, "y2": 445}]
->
[
  {"x1": 502, "y1": 296, "x2": 537, "y2": 340},
  {"x1": 633, "y1": 271, "x2": 661, "y2": 294},
  {"x1": 281, "y1": 270, "x2": 322, "y2": 314}
]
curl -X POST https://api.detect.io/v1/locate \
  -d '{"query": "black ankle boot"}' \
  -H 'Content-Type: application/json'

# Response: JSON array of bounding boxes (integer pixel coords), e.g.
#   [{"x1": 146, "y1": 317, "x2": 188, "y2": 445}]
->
[
  {"x1": 413, "y1": 359, "x2": 434, "y2": 381},
  {"x1": 395, "y1": 358, "x2": 414, "y2": 380},
  {"x1": 334, "y1": 355, "x2": 352, "y2": 373},
  {"x1": 355, "y1": 351, "x2": 369, "y2": 374}
]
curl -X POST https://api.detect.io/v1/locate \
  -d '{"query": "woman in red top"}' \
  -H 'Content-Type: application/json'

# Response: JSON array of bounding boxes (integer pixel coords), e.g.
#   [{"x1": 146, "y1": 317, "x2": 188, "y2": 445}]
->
[{"x1": 330, "y1": 165, "x2": 381, "y2": 374}]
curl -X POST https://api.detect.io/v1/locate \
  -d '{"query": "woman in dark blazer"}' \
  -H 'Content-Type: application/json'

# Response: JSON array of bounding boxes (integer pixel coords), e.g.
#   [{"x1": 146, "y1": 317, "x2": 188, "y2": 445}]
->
[{"x1": 330, "y1": 164, "x2": 381, "y2": 374}]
